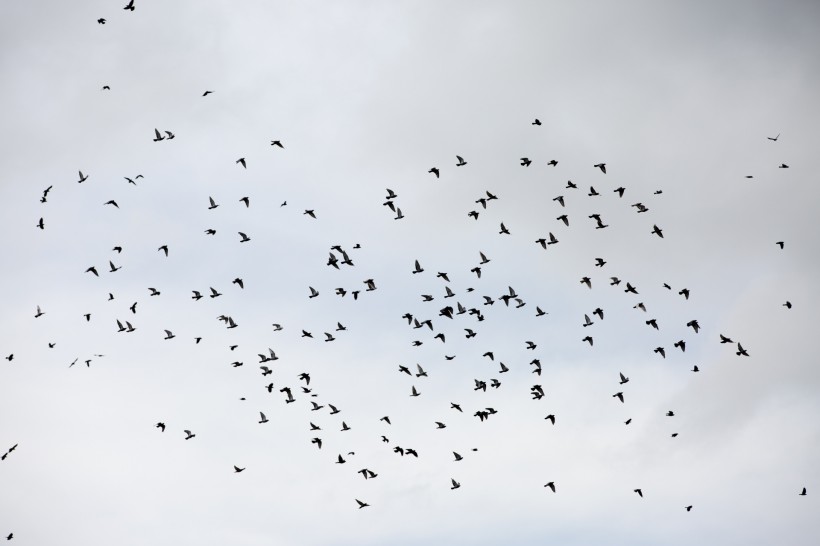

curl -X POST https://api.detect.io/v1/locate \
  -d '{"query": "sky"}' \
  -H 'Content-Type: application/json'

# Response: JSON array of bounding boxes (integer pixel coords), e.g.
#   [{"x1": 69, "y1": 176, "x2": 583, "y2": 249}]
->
[{"x1": 1, "y1": 1, "x2": 819, "y2": 544}]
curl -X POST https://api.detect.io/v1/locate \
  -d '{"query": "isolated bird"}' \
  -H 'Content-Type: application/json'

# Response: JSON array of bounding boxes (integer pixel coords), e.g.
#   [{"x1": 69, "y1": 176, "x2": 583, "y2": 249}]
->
[
  {"x1": 544, "y1": 482, "x2": 556, "y2": 492},
  {"x1": 236, "y1": 158, "x2": 246, "y2": 168},
  {"x1": 594, "y1": 163, "x2": 606, "y2": 173},
  {"x1": 456, "y1": 155, "x2": 467, "y2": 166},
  {"x1": 123, "y1": 0, "x2": 135, "y2": 11},
  {"x1": 183, "y1": 430, "x2": 195, "y2": 440}
]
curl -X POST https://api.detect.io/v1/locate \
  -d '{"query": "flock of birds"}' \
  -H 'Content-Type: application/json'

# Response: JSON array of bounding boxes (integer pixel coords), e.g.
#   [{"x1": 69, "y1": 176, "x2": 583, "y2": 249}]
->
[{"x1": 1, "y1": 2, "x2": 810, "y2": 542}]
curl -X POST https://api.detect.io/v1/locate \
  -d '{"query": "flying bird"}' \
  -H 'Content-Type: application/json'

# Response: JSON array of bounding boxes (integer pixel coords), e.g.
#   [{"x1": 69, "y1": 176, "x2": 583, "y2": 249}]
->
[
  {"x1": 594, "y1": 163, "x2": 606, "y2": 173},
  {"x1": 236, "y1": 158, "x2": 246, "y2": 168},
  {"x1": 456, "y1": 155, "x2": 467, "y2": 166}
]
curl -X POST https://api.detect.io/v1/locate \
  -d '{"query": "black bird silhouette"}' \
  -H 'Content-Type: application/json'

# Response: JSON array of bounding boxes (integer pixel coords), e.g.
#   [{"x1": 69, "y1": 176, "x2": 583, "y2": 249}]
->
[
  {"x1": 654, "y1": 347, "x2": 666, "y2": 358},
  {"x1": 37, "y1": 217, "x2": 44, "y2": 229},
  {"x1": 532, "y1": 118, "x2": 541, "y2": 125},
  {"x1": 123, "y1": 0, "x2": 135, "y2": 11},
  {"x1": 499, "y1": 222, "x2": 510, "y2": 235},
  {"x1": 456, "y1": 155, "x2": 467, "y2": 166},
  {"x1": 776, "y1": 241, "x2": 784, "y2": 249},
  {"x1": 428, "y1": 167, "x2": 439, "y2": 178},
  {"x1": 234, "y1": 466, "x2": 245, "y2": 473},
  {"x1": 613, "y1": 392, "x2": 624, "y2": 403},
  {"x1": 778, "y1": 163, "x2": 789, "y2": 168},
  {"x1": 619, "y1": 372, "x2": 629, "y2": 384},
  {"x1": 719, "y1": 334, "x2": 733, "y2": 344},
  {"x1": 152, "y1": 129, "x2": 165, "y2": 142},
  {"x1": 594, "y1": 163, "x2": 606, "y2": 173},
  {"x1": 450, "y1": 478, "x2": 461, "y2": 490},
  {"x1": 236, "y1": 158, "x2": 246, "y2": 168},
  {"x1": 736, "y1": 343, "x2": 750, "y2": 357},
  {"x1": 651, "y1": 225, "x2": 664, "y2": 238},
  {"x1": 183, "y1": 430, "x2": 195, "y2": 440},
  {"x1": 544, "y1": 481, "x2": 556, "y2": 492},
  {"x1": 768, "y1": 133, "x2": 780, "y2": 141},
  {"x1": 238, "y1": 232, "x2": 251, "y2": 242},
  {"x1": 634, "y1": 489, "x2": 643, "y2": 497},
  {"x1": 355, "y1": 499, "x2": 369, "y2": 509},
  {"x1": 799, "y1": 487, "x2": 807, "y2": 496}
]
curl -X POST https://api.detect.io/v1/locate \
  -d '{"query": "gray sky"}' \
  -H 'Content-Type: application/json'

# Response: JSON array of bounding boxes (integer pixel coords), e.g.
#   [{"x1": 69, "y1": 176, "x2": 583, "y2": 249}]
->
[{"x1": 1, "y1": 1, "x2": 819, "y2": 544}]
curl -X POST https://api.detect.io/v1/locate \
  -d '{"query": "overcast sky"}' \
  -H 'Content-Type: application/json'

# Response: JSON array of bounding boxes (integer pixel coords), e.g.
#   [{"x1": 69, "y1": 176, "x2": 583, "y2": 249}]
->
[{"x1": 1, "y1": 1, "x2": 819, "y2": 545}]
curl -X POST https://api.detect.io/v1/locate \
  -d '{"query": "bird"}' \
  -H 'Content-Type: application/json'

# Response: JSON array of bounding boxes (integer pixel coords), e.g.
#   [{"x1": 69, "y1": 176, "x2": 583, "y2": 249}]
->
[
  {"x1": 236, "y1": 158, "x2": 247, "y2": 168},
  {"x1": 163, "y1": 330, "x2": 175, "y2": 340},
  {"x1": 532, "y1": 118, "x2": 541, "y2": 125},
  {"x1": 450, "y1": 478, "x2": 461, "y2": 490},
  {"x1": 355, "y1": 499, "x2": 369, "y2": 509},
  {"x1": 208, "y1": 196, "x2": 218, "y2": 210},
  {"x1": 544, "y1": 482, "x2": 556, "y2": 492},
  {"x1": 152, "y1": 129, "x2": 165, "y2": 142},
  {"x1": 410, "y1": 386, "x2": 420, "y2": 397},
  {"x1": 687, "y1": 319, "x2": 700, "y2": 333},
  {"x1": 654, "y1": 347, "x2": 666, "y2": 358},
  {"x1": 34, "y1": 305, "x2": 45, "y2": 318},
  {"x1": 308, "y1": 287, "x2": 319, "y2": 298},
  {"x1": 583, "y1": 314, "x2": 593, "y2": 327},
  {"x1": 238, "y1": 232, "x2": 251, "y2": 243},
  {"x1": 619, "y1": 373, "x2": 629, "y2": 384},
  {"x1": 158, "y1": 245, "x2": 169, "y2": 257},
  {"x1": 123, "y1": 0, "x2": 135, "y2": 11},
  {"x1": 233, "y1": 466, "x2": 245, "y2": 473},
  {"x1": 98, "y1": 18, "x2": 106, "y2": 24},
  {"x1": 776, "y1": 241, "x2": 785, "y2": 249},
  {"x1": 428, "y1": 167, "x2": 439, "y2": 178},
  {"x1": 634, "y1": 489, "x2": 643, "y2": 497},
  {"x1": 304, "y1": 210, "x2": 317, "y2": 219},
  {"x1": 36, "y1": 217, "x2": 44, "y2": 229},
  {"x1": 412, "y1": 260, "x2": 424, "y2": 274},
  {"x1": 799, "y1": 487, "x2": 807, "y2": 496},
  {"x1": 456, "y1": 155, "x2": 467, "y2": 166},
  {"x1": 520, "y1": 157, "x2": 531, "y2": 167},
  {"x1": 499, "y1": 222, "x2": 510, "y2": 235},
  {"x1": 164, "y1": 130, "x2": 175, "y2": 139},
  {"x1": 183, "y1": 430, "x2": 195, "y2": 440},
  {"x1": 545, "y1": 415, "x2": 555, "y2": 425},
  {"x1": 779, "y1": 163, "x2": 789, "y2": 168},
  {"x1": 720, "y1": 334, "x2": 733, "y2": 344},
  {"x1": 736, "y1": 343, "x2": 750, "y2": 357},
  {"x1": 453, "y1": 452, "x2": 463, "y2": 461},
  {"x1": 259, "y1": 412, "x2": 268, "y2": 424},
  {"x1": 86, "y1": 266, "x2": 99, "y2": 277},
  {"x1": 784, "y1": 301, "x2": 792, "y2": 309},
  {"x1": 768, "y1": 133, "x2": 780, "y2": 141},
  {"x1": 594, "y1": 163, "x2": 606, "y2": 173},
  {"x1": 651, "y1": 225, "x2": 664, "y2": 238},
  {"x1": 613, "y1": 392, "x2": 624, "y2": 403}
]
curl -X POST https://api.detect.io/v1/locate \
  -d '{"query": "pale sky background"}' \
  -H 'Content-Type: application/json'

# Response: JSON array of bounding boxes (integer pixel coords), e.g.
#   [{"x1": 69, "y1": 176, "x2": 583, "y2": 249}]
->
[{"x1": 1, "y1": 1, "x2": 819, "y2": 544}]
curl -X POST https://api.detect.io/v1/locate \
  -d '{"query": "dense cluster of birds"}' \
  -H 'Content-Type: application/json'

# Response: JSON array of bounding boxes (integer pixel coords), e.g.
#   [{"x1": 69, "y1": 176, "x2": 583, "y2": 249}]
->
[{"x1": 2, "y1": 2, "x2": 809, "y2": 542}]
